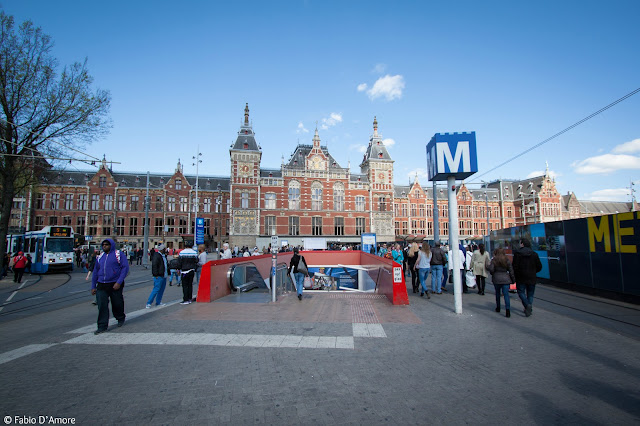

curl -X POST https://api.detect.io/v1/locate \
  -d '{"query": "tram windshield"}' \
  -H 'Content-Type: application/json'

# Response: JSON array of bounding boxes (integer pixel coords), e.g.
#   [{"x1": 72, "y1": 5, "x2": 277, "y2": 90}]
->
[{"x1": 46, "y1": 238, "x2": 74, "y2": 253}]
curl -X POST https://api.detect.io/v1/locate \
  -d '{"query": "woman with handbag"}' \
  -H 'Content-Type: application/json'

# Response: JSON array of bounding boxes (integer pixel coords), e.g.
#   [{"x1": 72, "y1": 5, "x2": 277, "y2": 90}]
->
[
  {"x1": 487, "y1": 248, "x2": 515, "y2": 318},
  {"x1": 288, "y1": 247, "x2": 307, "y2": 301},
  {"x1": 406, "y1": 243, "x2": 419, "y2": 293},
  {"x1": 471, "y1": 243, "x2": 490, "y2": 295}
]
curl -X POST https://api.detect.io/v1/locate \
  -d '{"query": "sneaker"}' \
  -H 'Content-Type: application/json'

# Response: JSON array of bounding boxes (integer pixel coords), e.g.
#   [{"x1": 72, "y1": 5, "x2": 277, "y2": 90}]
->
[
  {"x1": 525, "y1": 305, "x2": 532, "y2": 317},
  {"x1": 156, "y1": 303, "x2": 167, "y2": 307},
  {"x1": 180, "y1": 301, "x2": 190, "y2": 305},
  {"x1": 298, "y1": 294, "x2": 302, "y2": 301},
  {"x1": 117, "y1": 320, "x2": 125, "y2": 327},
  {"x1": 94, "y1": 329, "x2": 107, "y2": 335},
  {"x1": 91, "y1": 301, "x2": 97, "y2": 305},
  {"x1": 145, "y1": 304, "x2": 152, "y2": 309}
]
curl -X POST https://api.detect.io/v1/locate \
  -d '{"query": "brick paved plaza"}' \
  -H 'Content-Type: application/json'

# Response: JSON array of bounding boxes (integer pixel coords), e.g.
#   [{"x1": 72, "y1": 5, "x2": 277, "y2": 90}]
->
[{"x1": 0, "y1": 267, "x2": 639, "y2": 425}]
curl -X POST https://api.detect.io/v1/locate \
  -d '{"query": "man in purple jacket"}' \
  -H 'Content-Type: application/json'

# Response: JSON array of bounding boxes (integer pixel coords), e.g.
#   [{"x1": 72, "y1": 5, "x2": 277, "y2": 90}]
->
[{"x1": 91, "y1": 238, "x2": 130, "y2": 334}]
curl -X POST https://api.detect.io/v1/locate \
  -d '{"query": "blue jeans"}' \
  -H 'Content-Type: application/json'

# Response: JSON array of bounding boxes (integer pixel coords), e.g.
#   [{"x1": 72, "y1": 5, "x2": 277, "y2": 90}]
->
[
  {"x1": 442, "y1": 267, "x2": 448, "y2": 289},
  {"x1": 169, "y1": 270, "x2": 181, "y2": 285},
  {"x1": 294, "y1": 272, "x2": 304, "y2": 296},
  {"x1": 147, "y1": 276, "x2": 167, "y2": 305},
  {"x1": 494, "y1": 284, "x2": 510, "y2": 310},
  {"x1": 418, "y1": 268, "x2": 430, "y2": 293},
  {"x1": 517, "y1": 284, "x2": 535, "y2": 308},
  {"x1": 430, "y1": 265, "x2": 443, "y2": 293}
]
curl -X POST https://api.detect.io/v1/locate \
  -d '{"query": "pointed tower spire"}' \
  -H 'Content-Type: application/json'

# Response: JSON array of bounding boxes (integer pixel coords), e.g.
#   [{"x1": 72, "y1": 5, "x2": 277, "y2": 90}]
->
[
  {"x1": 101, "y1": 155, "x2": 107, "y2": 169},
  {"x1": 244, "y1": 103, "x2": 249, "y2": 125},
  {"x1": 176, "y1": 158, "x2": 183, "y2": 173},
  {"x1": 373, "y1": 116, "x2": 378, "y2": 137},
  {"x1": 545, "y1": 160, "x2": 549, "y2": 176},
  {"x1": 312, "y1": 126, "x2": 321, "y2": 148}
]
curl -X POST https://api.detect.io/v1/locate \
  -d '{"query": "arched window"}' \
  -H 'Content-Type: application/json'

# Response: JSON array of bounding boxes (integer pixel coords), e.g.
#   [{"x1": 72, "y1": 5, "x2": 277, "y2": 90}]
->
[
  {"x1": 311, "y1": 181, "x2": 323, "y2": 211},
  {"x1": 333, "y1": 182, "x2": 344, "y2": 211},
  {"x1": 288, "y1": 180, "x2": 300, "y2": 210},
  {"x1": 241, "y1": 192, "x2": 249, "y2": 209}
]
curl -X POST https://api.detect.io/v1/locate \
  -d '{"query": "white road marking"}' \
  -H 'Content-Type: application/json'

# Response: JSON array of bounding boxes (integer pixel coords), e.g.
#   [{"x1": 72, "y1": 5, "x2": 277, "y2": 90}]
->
[
  {"x1": 0, "y1": 344, "x2": 57, "y2": 365},
  {"x1": 352, "y1": 323, "x2": 387, "y2": 338},
  {"x1": 63, "y1": 332, "x2": 355, "y2": 349},
  {"x1": 5, "y1": 291, "x2": 18, "y2": 303}
]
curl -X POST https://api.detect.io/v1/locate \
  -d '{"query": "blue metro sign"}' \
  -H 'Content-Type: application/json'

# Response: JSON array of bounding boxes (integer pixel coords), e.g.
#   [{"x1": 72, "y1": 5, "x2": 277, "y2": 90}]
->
[{"x1": 426, "y1": 132, "x2": 478, "y2": 181}]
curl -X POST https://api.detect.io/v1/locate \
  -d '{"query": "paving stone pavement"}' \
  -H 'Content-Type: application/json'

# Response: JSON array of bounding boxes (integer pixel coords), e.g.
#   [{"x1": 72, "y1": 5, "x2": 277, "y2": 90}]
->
[{"x1": 0, "y1": 272, "x2": 639, "y2": 425}]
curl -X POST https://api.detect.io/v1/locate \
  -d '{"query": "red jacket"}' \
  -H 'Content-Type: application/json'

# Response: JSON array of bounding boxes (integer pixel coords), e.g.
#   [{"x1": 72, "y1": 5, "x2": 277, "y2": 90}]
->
[{"x1": 13, "y1": 255, "x2": 27, "y2": 269}]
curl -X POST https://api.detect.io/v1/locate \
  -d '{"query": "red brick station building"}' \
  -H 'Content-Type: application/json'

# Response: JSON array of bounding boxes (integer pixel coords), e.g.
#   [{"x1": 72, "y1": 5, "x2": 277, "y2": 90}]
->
[{"x1": 9, "y1": 104, "x2": 637, "y2": 251}]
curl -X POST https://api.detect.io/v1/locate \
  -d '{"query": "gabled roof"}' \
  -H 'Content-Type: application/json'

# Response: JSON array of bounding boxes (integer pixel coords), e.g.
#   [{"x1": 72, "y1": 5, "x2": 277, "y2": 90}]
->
[{"x1": 285, "y1": 144, "x2": 342, "y2": 169}]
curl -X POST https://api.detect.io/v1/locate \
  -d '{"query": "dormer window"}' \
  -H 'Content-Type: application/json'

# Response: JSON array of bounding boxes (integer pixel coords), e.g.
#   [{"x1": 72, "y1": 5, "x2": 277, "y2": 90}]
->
[
  {"x1": 160, "y1": 177, "x2": 165, "y2": 185},
  {"x1": 176, "y1": 179, "x2": 182, "y2": 190},
  {"x1": 244, "y1": 143, "x2": 248, "y2": 149},
  {"x1": 269, "y1": 172, "x2": 273, "y2": 177},
  {"x1": 135, "y1": 176, "x2": 140, "y2": 183},
  {"x1": 378, "y1": 153, "x2": 383, "y2": 158}
]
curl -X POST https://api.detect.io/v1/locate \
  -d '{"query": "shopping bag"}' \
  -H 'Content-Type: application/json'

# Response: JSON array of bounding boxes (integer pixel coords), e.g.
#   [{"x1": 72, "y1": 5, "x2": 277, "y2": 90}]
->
[
  {"x1": 465, "y1": 271, "x2": 476, "y2": 288},
  {"x1": 303, "y1": 276, "x2": 313, "y2": 289}
]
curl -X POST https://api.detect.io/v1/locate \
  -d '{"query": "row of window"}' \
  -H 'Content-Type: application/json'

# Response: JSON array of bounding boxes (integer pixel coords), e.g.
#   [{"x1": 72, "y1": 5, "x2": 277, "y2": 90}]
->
[
  {"x1": 98, "y1": 177, "x2": 186, "y2": 190},
  {"x1": 36, "y1": 215, "x2": 230, "y2": 238},
  {"x1": 263, "y1": 216, "x2": 367, "y2": 237},
  {"x1": 394, "y1": 220, "x2": 496, "y2": 236},
  {"x1": 36, "y1": 193, "x2": 230, "y2": 213},
  {"x1": 393, "y1": 203, "x2": 504, "y2": 219}
]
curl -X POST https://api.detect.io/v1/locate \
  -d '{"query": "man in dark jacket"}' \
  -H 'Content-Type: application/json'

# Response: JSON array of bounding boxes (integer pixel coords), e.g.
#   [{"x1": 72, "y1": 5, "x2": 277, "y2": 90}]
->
[
  {"x1": 91, "y1": 238, "x2": 130, "y2": 334},
  {"x1": 146, "y1": 244, "x2": 168, "y2": 308},
  {"x1": 513, "y1": 238, "x2": 542, "y2": 317},
  {"x1": 430, "y1": 242, "x2": 446, "y2": 294}
]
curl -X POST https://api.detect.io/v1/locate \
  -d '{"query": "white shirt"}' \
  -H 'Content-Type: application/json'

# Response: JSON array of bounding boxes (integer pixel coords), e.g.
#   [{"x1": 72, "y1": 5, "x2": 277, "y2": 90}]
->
[
  {"x1": 448, "y1": 249, "x2": 465, "y2": 270},
  {"x1": 221, "y1": 248, "x2": 232, "y2": 259}
]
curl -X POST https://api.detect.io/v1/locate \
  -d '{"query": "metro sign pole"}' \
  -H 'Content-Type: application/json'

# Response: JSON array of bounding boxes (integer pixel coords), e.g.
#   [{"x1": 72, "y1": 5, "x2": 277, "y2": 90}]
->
[{"x1": 427, "y1": 132, "x2": 478, "y2": 314}]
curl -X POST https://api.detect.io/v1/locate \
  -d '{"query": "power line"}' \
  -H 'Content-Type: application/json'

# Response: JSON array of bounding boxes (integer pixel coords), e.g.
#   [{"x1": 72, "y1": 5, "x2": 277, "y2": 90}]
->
[{"x1": 471, "y1": 87, "x2": 640, "y2": 182}]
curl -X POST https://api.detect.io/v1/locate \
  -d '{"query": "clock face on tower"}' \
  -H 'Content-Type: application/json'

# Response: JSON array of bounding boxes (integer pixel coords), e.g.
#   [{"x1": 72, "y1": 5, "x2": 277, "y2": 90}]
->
[
  {"x1": 378, "y1": 172, "x2": 385, "y2": 182},
  {"x1": 239, "y1": 162, "x2": 251, "y2": 177}
]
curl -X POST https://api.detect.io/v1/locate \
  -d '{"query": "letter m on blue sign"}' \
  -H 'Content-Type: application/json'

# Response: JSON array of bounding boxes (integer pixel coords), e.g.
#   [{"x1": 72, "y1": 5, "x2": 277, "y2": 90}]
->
[{"x1": 426, "y1": 132, "x2": 478, "y2": 181}]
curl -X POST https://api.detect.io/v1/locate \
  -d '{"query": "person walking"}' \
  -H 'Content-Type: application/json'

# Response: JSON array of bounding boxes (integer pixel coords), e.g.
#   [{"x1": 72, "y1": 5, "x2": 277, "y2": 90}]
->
[
  {"x1": 430, "y1": 242, "x2": 446, "y2": 294},
  {"x1": 487, "y1": 248, "x2": 515, "y2": 318},
  {"x1": 146, "y1": 244, "x2": 168, "y2": 308},
  {"x1": 177, "y1": 247, "x2": 199, "y2": 304},
  {"x1": 12, "y1": 251, "x2": 27, "y2": 283},
  {"x1": 91, "y1": 239, "x2": 129, "y2": 334},
  {"x1": 416, "y1": 244, "x2": 431, "y2": 299},
  {"x1": 406, "y1": 242, "x2": 419, "y2": 293},
  {"x1": 448, "y1": 245, "x2": 467, "y2": 293},
  {"x1": 513, "y1": 238, "x2": 542, "y2": 317},
  {"x1": 471, "y1": 243, "x2": 490, "y2": 295},
  {"x1": 86, "y1": 250, "x2": 98, "y2": 305},
  {"x1": 288, "y1": 247, "x2": 307, "y2": 301}
]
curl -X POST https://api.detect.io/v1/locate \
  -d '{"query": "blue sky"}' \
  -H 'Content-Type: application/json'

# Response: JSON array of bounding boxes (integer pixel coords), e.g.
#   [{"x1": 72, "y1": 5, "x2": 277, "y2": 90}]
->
[{"x1": 3, "y1": 0, "x2": 639, "y2": 202}]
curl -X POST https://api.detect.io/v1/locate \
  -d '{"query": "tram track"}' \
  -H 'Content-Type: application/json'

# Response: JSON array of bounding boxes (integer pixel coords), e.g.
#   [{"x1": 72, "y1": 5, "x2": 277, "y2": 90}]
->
[{"x1": 0, "y1": 275, "x2": 153, "y2": 318}]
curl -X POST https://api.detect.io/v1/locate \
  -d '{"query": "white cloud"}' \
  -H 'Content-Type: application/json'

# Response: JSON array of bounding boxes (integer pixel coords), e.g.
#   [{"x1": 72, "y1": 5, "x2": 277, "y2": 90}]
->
[
  {"x1": 320, "y1": 112, "x2": 343, "y2": 130},
  {"x1": 526, "y1": 170, "x2": 559, "y2": 179},
  {"x1": 371, "y1": 63, "x2": 387, "y2": 74},
  {"x1": 382, "y1": 138, "x2": 395, "y2": 149},
  {"x1": 296, "y1": 122, "x2": 308, "y2": 134},
  {"x1": 357, "y1": 83, "x2": 367, "y2": 92},
  {"x1": 587, "y1": 188, "x2": 630, "y2": 201},
  {"x1": 612, "y1": 138, "x2": 640, "y2": 154},
  {"x1": 364, "y1": 74, "x2": 405, "y2": 101},
  {"x1": 349, "y1": 144, "x2": 367, "y2": 154},
  {"x1": 408, "y1": 168, "x2": 430, "y2": 182},
  {"x1": 571, "y1": 154, "x2": 640, "y2": 174}
]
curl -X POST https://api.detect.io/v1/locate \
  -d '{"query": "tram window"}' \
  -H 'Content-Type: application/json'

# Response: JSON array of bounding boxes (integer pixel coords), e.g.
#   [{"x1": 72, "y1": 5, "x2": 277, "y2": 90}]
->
[
  {"x1": 30, "y1": 238, "x2": 36, "y2": 253},
  {"x1": 46, "y1": 238, "x2": 74, "y2": 252}
]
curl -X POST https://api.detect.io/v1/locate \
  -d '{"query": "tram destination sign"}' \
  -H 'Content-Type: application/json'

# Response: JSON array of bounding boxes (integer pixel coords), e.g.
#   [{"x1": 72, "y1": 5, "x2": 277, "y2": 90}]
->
[{"x1": 50, "y1": 226, "x2": 72, "y2": 237}]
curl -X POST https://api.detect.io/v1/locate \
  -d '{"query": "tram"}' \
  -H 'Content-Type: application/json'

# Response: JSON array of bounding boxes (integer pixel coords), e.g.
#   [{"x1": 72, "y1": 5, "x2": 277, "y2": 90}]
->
[{"x1": 8, "y1": 226, "x2": 75, "y2": 273}]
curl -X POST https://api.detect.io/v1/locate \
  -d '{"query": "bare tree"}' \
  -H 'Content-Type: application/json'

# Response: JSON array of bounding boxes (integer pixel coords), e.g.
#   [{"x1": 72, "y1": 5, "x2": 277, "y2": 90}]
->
[{"x1": 0, "y1": 10, "x2": 110, "y2": 262}]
